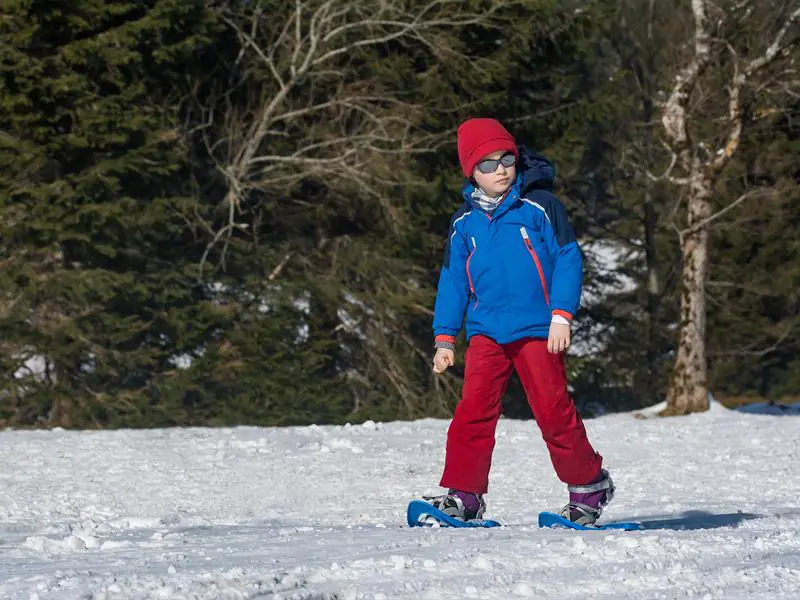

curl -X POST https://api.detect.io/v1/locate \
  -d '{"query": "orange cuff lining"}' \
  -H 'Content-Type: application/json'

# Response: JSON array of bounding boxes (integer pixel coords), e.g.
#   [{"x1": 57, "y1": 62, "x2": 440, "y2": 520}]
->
[
  {"x1": 435, "y1": 334, "x2": 456, "y2": 343},
  {"x1": 552, "y1": 309, "x2": 573, "y2": 321}
]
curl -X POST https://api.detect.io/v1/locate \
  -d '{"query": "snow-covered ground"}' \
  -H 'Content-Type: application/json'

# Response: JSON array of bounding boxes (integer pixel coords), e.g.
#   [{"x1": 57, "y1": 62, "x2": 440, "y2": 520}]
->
[{"x1": 1, "y1": 402, "x2": 798, "y2": 599}]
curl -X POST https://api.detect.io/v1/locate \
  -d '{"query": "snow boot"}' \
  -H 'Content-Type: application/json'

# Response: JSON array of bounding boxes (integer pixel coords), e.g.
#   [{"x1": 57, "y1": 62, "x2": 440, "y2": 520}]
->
[{"x1": 560, "y1": 469, "x2": 615, "y2": 526}]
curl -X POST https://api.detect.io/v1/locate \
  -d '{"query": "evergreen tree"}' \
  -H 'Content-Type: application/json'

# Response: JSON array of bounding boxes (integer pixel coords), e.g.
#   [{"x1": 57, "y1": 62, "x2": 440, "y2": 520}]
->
[{"x1": 0, "y1": 0, "x2": 219, "y2": 426}]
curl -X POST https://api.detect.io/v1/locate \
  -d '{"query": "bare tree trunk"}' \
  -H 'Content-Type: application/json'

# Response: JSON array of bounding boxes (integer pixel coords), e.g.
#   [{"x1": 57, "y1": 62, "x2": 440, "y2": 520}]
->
[{"x1": 664, "y1": 168, "x2": 712, "y2": 414}]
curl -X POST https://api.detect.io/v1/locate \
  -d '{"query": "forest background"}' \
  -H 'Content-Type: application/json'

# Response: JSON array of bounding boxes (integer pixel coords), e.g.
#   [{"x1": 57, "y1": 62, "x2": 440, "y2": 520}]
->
[{"x1": 1, "y1": 0, "x2": 798, "y2": 428}]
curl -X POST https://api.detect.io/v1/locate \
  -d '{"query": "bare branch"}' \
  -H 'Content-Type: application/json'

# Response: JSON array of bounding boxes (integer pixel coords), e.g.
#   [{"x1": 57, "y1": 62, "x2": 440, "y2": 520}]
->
[
  {"x1": 710, "y1": 6, "x2": 800, "y2": 174},
  {"x1": 197, "y1": 189, "x2": 249, "y2": 282},
  {"x1": 682, "y1": 188, "x2": 774, "y2": 236},
  {"x1": 625, "y1": 141, "x2": 689, "y2": 185},
  {"x1": 647, "y1": 142, "x2": 688, "y2": 184},
  {"x1": 193, "y1": 0, "x2": 498, "y2": 278},
  {"x1": 268, "y1": 253, "x2": 293, "y2": 282},
  {"x1": 710, "y1": 322, "x2": 796, "y2": 357},
  {"x1": 745, "y1": 6, "x2": 800, "y2": 75},
  {"x1": 221, "y1": 14, "x2": 286, "y2": 91}
]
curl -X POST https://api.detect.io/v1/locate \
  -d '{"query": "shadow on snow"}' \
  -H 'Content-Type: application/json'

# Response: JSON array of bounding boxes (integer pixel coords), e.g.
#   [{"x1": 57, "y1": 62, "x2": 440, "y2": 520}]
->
[{"x1": 629, "y1": 510, "x2": 763, "y2": 531}]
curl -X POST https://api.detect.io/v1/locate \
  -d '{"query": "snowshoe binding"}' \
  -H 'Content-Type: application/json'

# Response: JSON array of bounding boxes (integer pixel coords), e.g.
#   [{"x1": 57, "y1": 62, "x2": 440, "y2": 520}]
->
[
  {"x1": 560, "y1": 469, "x2": 615, "y2": 527},
  {"x1": 422, "y1": 489, "x2": 486, "y2": 521}
]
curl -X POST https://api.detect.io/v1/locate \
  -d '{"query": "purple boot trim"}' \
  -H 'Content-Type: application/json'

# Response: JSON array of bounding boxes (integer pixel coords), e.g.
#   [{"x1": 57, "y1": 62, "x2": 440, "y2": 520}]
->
[
  {"x1": 569, "y1": 471, "x2": 608, "y2": 510},
  {"x1": 450, "y1": 489, "x2": 482, "y2": 517}
]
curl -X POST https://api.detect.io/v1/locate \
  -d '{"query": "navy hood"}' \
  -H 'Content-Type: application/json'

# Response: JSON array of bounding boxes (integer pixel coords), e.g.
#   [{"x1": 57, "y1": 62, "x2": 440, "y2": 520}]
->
[{"x1": 518, "y1": 145, "x2": 555, "y2": 193}]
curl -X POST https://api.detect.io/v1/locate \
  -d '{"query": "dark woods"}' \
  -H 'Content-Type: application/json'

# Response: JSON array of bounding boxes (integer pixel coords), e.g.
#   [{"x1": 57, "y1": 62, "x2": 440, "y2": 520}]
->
[{"x1": 1, "y1": 0, "x2": 798, "y2": 428}]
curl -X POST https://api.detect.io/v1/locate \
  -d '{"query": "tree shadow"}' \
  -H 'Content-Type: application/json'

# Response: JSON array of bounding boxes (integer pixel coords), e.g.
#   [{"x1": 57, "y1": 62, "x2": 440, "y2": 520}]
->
[
  {"x1": 735, "y1": 402, "x2": 800, "y2": 416},
  {"x1": 631, "y1": 510, "x2": 763, "y2": 531}
]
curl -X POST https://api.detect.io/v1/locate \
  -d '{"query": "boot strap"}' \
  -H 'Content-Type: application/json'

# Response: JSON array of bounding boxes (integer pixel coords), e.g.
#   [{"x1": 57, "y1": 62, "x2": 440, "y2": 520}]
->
[
  {"x1": 565, "y1": 502, "x2": 601, "y2": 516},
  {"x1": 567, "y1": 477, "x2": 612, "y2": 495}
]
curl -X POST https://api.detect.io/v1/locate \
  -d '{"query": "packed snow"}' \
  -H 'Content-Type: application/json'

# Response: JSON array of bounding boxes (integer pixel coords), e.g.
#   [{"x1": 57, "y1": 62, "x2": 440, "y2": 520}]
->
[{"x1": 1, "y1": 401, "x2": 798, "y2": 599}]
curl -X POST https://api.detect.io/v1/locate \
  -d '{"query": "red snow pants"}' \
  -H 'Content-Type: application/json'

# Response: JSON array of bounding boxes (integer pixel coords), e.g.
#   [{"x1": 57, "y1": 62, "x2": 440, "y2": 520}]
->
[{"x1": 439, "y1": 335, "x2": 603, "y2": 494}]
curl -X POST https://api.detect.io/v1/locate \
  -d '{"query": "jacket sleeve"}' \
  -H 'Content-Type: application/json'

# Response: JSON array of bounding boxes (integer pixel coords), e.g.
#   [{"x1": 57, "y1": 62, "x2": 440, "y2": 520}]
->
[
  {"x1": 432, "y1": 210, "x2": 471, "y2": 346},
  {"x1": 531, "y1": 190, "x2": 583, "y2": 321}
]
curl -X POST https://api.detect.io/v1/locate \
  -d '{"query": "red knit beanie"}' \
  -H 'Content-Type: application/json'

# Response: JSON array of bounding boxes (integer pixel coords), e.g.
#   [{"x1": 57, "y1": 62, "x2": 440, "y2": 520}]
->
[{"x1": 457, "y1": 118, "x2": 518, "y2": 177}]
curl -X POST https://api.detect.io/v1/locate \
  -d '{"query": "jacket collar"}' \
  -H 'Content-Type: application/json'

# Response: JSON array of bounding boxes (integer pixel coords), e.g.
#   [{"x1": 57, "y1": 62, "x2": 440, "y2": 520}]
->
[{"x1": 462, "y1": 173, "x2": 523, "y2": 220}]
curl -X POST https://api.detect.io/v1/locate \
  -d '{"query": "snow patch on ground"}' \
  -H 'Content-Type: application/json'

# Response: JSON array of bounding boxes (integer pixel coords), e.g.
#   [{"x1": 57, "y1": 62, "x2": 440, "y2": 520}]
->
[{"x1": 1, "y1": 406, "x2": 798, "y2": 599}]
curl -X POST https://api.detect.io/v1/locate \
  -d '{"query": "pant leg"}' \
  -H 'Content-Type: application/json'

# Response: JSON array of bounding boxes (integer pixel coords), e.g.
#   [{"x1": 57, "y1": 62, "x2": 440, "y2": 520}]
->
[
  {"x1": 439, "y1": 335, "x2": 514, "y2": 494},
  {"x1": 510, "y1": 338, "x2": 603, "y2": 485}
]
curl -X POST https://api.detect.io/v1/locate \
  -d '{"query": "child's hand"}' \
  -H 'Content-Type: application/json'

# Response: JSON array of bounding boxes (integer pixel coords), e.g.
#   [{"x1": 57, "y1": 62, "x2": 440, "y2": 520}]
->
[
  {"x1": 548, "y1": 321, "x2": 571, "y2": 354},
  {"x1": 432, "y1": 348, "x2": 455, "y2": 374}
]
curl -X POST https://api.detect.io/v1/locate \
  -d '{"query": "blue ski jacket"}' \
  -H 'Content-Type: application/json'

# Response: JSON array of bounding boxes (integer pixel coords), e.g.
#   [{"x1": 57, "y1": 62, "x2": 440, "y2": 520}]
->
[{"x1": 433, "y1": 147, "x2": 582, "y2": 345}]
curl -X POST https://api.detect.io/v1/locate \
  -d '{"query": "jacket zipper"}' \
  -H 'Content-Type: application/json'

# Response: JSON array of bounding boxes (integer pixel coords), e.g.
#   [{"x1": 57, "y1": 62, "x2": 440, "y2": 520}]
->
[
  {"x1": 466, "y1": 237, "x2": 478, "y2": 310},
  {"x1": 519, "y1": 227, "x2": 550, "y2": 305}
]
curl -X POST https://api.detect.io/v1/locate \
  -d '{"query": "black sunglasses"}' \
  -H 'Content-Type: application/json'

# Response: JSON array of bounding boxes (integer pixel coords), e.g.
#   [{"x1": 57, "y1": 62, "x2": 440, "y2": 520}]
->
[{"x1": 476, "y1": 153, "x2": 516, "y2": 174}]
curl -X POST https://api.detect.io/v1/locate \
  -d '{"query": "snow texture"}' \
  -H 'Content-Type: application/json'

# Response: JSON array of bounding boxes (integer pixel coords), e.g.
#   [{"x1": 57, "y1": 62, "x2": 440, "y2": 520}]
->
[{"x1": 1, "y1": 403, "x2": 798, "y2": 599}]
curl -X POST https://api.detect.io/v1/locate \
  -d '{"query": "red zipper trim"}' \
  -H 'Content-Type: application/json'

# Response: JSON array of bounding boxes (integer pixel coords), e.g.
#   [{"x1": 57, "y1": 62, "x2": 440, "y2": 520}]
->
[
  {"x1": 466, "y1": 237, "x2": 478, "y2": 309},
  {"x1": 520, "y1": 228, "x2": 550, "y2": 305}
]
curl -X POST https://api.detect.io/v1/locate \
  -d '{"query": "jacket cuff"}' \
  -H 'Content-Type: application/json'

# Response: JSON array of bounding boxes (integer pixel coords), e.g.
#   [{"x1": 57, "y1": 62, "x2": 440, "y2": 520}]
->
[
  {"x1": 551, "y1": 309, "x2": 573, "y2": 321},
  {"x1": 434, "y1": 334, "x2": 456, "y2": 350},
  {"x1": 551, "y1": 314, "x2": 570, "y2": 326}
]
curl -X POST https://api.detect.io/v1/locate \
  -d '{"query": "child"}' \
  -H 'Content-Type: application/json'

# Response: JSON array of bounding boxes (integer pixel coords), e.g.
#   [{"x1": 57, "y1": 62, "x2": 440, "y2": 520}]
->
[{"x1": 427, "y1": 118, "x2": 614, "y2": 526}]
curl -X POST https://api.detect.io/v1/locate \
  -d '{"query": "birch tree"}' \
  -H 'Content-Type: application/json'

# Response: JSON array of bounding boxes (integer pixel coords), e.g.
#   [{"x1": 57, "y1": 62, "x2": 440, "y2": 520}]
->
[{"x1": 657, "y1": 0, "x2": 800, "y2": 415}]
